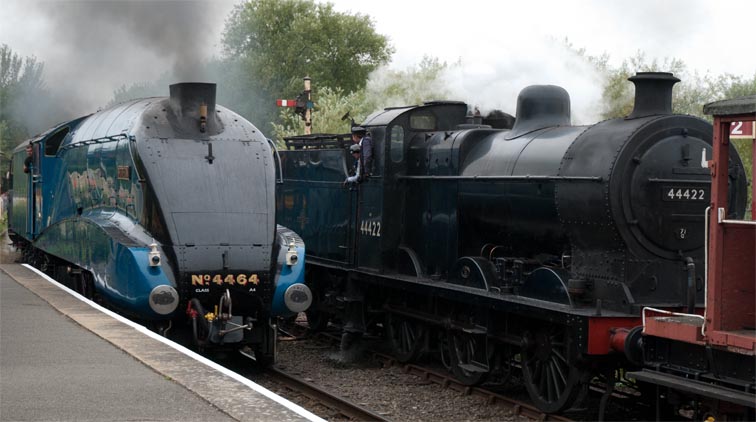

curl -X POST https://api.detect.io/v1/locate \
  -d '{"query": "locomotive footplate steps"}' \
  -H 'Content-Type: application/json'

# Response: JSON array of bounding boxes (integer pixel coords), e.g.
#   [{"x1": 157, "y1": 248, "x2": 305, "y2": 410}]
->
[{"x1": 0, "y1": 263, "x2": 324, "y2": 422}]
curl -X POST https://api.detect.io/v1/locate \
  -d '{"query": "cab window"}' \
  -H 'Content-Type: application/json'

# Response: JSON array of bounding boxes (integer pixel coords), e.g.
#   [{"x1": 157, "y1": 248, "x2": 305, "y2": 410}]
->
[
  {"x1": 389, "y1": 125, "x2": 404, "y2": 163},
  {"x1": 410, "y1": 111, "x2": 435, "y2": 130},
  {"x1": 45, "y1": 127, "x2": 70, "y2": 156}
]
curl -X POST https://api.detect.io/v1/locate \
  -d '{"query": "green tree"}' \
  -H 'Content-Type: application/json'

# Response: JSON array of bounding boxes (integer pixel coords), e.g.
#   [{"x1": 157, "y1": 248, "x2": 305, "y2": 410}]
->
[
  {"x1": 716, "y1": 72, "x2": 756, "y2": 99},
  {"x1": 364, "y1": 57, "x2": 453, "y2": 108},
  {"x1": 0, "y1": 44, "x2": 46, "y2": 155},
  {"x1": 272, "y1": 86, "x2": 367, "y2": 143},
  {"x1": 592, "y1": 51, "x2": 756, "y2": 120},
  {"x1": 597, "y1": 52, "x2": 692, "y2": 118},
  {"x1": 221, "y1": 0, "x2": 392, "y2": 133}
]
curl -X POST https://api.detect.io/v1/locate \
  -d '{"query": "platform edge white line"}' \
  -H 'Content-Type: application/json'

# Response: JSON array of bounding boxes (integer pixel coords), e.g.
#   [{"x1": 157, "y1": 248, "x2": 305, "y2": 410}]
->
[{"x1": 21, "y1": 264, "x2": 326, "y2": 422}]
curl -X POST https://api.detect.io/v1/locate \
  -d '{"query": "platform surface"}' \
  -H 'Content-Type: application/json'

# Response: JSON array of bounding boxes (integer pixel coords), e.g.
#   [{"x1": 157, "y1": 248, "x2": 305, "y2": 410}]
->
[{"x1": 0, "y1": 262, "x2": 322, "y2": 422}]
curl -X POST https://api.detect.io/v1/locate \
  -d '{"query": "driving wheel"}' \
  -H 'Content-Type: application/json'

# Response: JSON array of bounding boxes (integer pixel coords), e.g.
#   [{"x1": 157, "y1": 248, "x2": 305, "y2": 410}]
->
[
  {"x1": 386, "y1": 313, "x2": 426, "y2": 363},
  {"x1": 449, "y1": 331, "x2": 489, "y2": 385},
  {"x1": 521, "y1": 326, "x2": 584, "y2": 413}
]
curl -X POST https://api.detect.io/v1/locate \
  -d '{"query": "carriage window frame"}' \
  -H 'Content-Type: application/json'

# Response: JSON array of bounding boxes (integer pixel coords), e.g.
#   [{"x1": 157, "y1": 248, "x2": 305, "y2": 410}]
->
[{"x1": 389, "y1": 125, "x2": 405, "y2": 163}]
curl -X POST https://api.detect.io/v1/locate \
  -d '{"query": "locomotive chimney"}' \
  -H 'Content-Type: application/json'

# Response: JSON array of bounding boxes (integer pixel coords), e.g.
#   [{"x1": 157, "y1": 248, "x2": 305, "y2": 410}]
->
[
  {"x1": 169, "y1": 82, "x2": 218, "y2": 134},
  {"x1": 627, "y1": 72, "x2": 680, "y2": 119}
]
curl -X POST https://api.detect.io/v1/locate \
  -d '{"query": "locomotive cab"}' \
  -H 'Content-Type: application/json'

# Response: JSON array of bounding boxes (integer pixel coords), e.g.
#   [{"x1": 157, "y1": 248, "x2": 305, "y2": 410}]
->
[{"x1": 9, "y1": 118, "x2": 86, "y2": 245}]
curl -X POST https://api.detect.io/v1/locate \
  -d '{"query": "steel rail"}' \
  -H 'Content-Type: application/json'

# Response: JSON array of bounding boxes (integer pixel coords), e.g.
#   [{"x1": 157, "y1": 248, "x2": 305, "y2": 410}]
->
[
  {"x1": 371, "y1": 351, "x2": 574, "y2": 422},
  {"x1": 304, "y1": 329, "x2": 575, "y2": 422},
  {"x1": 265, "y1": 366, "x2": 391, "y2": 422}
]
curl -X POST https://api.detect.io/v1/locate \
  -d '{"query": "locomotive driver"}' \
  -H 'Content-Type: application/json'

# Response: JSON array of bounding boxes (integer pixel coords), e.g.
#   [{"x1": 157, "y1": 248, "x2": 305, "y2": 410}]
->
[
  {"x1": 344, "y1": 143, "x2": 362, "y2": 184},
  {"x1": 351, "y1": 125, "x2": 373, "y2": 176},
  {"x1": 23, "y1": 143, "x2": 33, "y2": 173}
]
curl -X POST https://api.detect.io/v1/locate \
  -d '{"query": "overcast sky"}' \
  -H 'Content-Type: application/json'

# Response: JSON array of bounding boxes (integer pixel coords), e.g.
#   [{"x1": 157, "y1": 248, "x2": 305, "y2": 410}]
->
[
  {"x1": 1, "y1": 0, "x2": 754, "y2": 126},
  {"x1": 328, "y1": 0, "x2": 756, "y2": 78}
]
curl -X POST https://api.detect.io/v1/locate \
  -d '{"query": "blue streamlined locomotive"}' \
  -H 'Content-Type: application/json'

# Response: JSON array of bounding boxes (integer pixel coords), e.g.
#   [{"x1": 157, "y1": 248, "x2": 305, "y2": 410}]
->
[
  {"x1": 7, "y1": 83, "x2": 311, "y2": 363},
  {"x1": 277, "y1": 72, "x2": 750, "y2": 413}
]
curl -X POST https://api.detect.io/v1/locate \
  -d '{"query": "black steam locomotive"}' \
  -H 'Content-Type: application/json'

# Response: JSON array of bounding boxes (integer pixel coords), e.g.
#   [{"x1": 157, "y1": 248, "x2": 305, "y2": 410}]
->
[{"x1": 276, "y1": 72, "x2": 749, "y2": 413}]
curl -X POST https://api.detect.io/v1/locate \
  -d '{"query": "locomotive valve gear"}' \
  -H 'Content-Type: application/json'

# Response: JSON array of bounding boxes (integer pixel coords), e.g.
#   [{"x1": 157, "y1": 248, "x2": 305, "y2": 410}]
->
[{"x1": 148, "y1": 243, "x2": 161, "y2": 266}]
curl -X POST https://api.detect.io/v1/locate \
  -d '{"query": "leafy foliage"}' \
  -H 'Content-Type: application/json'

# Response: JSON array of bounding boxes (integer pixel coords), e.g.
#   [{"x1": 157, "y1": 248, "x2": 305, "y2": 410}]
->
[
  {"x1": 591, "y1": 51, "x2": 756, "y2": 120},
  {"x1": 272, "y1": 86, "x2": 367, "y2": 143},
  {"x1": 0, "y1": 44, "x2": 47, "y2": 156},
  {"x1": 273, "y1": 57, "x2": 453, "y2": 142},
  {"x1": 221, "y1": 0, "x2": 392, "y2": 133},
  {"x1": 365, "y1": 57, "x2": 453, "y2": 109}
]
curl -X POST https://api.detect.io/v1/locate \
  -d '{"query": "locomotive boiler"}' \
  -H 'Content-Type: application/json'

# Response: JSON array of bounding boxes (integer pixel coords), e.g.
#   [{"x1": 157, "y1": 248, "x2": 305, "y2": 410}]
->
[
  {"x1": 277, "y1": 72, "x2": 749, "y2": 413},
  {"x1": 453, "y1": 73, "x2": 748, "y2": 313},
  {"x1": 7, "y1": 83, "x2": 311, "y2": 363}
]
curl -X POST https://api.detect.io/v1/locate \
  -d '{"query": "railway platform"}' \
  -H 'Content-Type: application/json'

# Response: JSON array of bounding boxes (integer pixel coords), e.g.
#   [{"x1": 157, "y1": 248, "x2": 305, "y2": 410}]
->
[{"x1": 0, "y1": 261, "x2": 324, "y2": 422}]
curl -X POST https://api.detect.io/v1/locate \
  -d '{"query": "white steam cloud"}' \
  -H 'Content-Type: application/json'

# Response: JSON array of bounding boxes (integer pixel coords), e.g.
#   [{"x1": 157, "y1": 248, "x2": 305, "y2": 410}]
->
[
  {"x1": 440, "y1": 38, "x2": 606, "y2": 125},
  {"x1": 366, "y1": 37, "x2": 606, "y2": 125}
]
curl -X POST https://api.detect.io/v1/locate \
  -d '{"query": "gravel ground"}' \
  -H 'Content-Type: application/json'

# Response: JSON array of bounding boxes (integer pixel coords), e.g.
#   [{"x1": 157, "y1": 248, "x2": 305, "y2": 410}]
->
[{"x1": 271, "y1": 332, "x2": 529, "y2": 422}]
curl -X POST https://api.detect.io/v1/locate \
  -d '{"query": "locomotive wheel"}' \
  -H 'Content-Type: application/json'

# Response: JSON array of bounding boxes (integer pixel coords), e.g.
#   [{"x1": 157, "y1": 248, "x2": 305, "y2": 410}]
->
[
  {"x1": 490, "y1": 345, "x2": 516, "y2": 385},
  {"x1": 438, "y1": 330, "x2": 453, "y2": 371},
  {"x1": 33, "y1": 252, "x2": 52, "y2": 275},
  {"x1": 521, "y1": 326, "x2": 584, "y2": 414},
  {"x1": 449, "y1": 331, "x2": 489, "y2": 386},
  {"x1": 304, "y1": 274, "x2": 330, "y2": 331},
  {"x1": 72, "y1": 271, "x2": 95, "y2": 300},
  {"x1": 386, "y1": 313, "x2": 426, "y2": 363},
  {"x1": 82, "y1": 272, "x2": 95, "y2": 300},
  {"x1": 305, "y1": 287, "x2": 330, "y2": 331}
]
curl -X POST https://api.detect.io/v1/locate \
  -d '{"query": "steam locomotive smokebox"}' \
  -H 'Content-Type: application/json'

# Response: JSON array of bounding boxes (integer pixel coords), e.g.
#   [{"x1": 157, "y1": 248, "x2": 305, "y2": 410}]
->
[
  {"x1": 507, "y1": 85, "x2": 571, "y2": 139},
  {"x1": 168, "y1": 82, "x2": 220, "y2": 134}
]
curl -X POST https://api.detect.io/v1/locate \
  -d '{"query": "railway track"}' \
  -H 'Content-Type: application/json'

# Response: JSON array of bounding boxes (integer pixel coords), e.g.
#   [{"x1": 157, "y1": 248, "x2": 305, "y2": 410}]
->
[
  {"x1": 6, "y1": 243, "x2": 611, "y2": 422},
  {"x1": 236, "y1": 346, "x2": 389, "y2": 421},
  {"x1": 279, "y1": 323, "x2": 576, "y2": 422},
  {"x1": 263, "y1": 365, "x2": 390, "y2": 422},
  {"x1": 371, "y1": 352, "x2": 573, "y2": 422}
]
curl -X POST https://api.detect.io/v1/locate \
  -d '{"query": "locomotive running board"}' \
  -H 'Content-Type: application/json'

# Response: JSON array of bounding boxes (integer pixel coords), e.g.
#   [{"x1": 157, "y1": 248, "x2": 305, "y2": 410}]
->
[{"x1": 627, "y1": 369, "x2": 756, "y2": 408}]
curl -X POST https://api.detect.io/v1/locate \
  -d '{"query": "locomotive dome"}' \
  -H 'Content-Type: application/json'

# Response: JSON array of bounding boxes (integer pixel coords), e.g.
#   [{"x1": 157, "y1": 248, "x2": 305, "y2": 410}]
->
[{"x1": 506, "y1": 84, "x2": 571, "y2": 139}]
